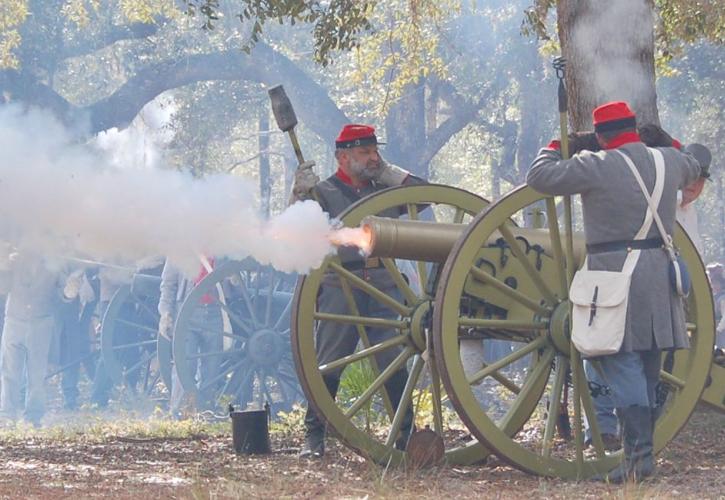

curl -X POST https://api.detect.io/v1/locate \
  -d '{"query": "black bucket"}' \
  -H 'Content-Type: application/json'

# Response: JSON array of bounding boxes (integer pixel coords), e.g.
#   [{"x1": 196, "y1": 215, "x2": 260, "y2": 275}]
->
[{"x1": 230, "y1": 403, "x2": 271, "y2": 455}]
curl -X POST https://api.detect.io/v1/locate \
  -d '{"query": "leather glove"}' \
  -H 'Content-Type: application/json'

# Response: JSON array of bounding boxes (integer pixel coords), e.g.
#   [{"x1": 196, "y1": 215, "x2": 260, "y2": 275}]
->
[
  {"x1": 374, "y1": 157, "x2": 410, "y2": 187},
  {"x1": 289, "y1": 161, "x2": 320, "y2": 204},
  {"x1": 568, "y1": 131, "x2": 600, "y2": 155},
  {"x1": 638, "y1": 124, "x2": 676, "y2": 148},
  {"x1": 63, "y1": 271, "x2": 84, "y2": 300},
  {"x1": 158, "y1": 312, "x2": 174, "y2": 341}
]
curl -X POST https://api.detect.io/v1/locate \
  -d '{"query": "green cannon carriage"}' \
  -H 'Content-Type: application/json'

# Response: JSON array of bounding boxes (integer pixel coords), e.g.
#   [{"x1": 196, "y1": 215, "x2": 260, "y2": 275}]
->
[{"x1": 291, "y1": 183, "x2": 723, "y2": 478}]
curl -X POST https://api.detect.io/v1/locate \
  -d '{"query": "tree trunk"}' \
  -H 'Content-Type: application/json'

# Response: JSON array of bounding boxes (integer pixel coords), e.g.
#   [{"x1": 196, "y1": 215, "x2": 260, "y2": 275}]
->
[
  {"x1": 259, "y1": 105, "x2": 271, "y2": 218},
  {"x1": 557, "y1": 0, "x2": 660, "y2": 131},
  {"x1": 384, "y1": 80, "x2": 428, "y2": 178}
]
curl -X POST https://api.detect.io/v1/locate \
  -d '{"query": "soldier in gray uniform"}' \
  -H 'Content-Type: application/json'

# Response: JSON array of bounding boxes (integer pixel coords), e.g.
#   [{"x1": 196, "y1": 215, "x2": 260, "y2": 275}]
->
[
  {"x1": 0, "y1": 251, "x2": 76, "y2": 426},
  {"x1": 158, "y1": 258, "x2": 223, "y2": 415},
  {"x1": 527, "y1": 101, "x2": 700, "y2": 482},
  {"x1": 292, "y1": 124, "x2": 424, "y2": 458}
]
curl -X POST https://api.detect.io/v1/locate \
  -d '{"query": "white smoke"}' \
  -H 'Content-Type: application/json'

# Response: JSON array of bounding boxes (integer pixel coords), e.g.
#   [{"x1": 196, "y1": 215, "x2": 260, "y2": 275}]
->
[
  {"x1": 0, "y1": 105, "x2": 335, "y2": 276},
  {"x1": 94, "y1": 94, "x2": 176, "y2": 170},
  {"x1": 570, "y1": 0, "x2": 656, "y2": 111}
]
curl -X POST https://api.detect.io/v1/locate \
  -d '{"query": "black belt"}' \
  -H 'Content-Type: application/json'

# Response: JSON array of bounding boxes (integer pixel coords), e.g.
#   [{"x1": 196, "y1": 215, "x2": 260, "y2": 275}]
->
[
  {"x1": 342, "y1": 257, "x2": 383, "y2": 271},
  {"x1": 586, "y1": 237, "x2": 664, "y2": 255}
]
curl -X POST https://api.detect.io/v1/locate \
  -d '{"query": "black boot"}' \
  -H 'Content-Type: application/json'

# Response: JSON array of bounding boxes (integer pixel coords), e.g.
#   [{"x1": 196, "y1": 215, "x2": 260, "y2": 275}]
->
[
  {"x1": 596, "y1": 405, "x2": 655, "y2": 483},
  {"x1": 299, "y1": 375, "x2": 339, "y2": 459}
]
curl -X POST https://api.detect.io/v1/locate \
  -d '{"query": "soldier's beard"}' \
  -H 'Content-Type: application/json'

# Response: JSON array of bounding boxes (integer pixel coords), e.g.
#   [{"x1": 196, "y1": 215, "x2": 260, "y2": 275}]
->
[{"x1": 348, "y1": 157, "x2": 381, "y2": 181}]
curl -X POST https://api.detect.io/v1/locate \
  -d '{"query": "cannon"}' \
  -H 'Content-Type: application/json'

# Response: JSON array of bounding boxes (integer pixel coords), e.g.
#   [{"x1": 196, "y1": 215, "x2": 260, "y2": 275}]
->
[
  {"x1": 173, "y1": 259, "x2": 303, "y2": 415},
  {"x1": 100, "y1": 269, "x2": 172, "y2": 399},
  {"x1": 291, "y1": 183, "x2": 721, "y2": 478}
]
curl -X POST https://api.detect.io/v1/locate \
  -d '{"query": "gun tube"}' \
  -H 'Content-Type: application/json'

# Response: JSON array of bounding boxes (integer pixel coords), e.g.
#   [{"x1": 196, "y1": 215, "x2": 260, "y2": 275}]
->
[{"x1": 361, "y1": 216, "x2": 586, "y2": 264}]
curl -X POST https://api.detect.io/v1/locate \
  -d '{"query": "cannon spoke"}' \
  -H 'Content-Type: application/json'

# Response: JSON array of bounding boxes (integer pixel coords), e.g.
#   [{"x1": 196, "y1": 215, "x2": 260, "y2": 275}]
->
[
  {"x1": 313, "y1": 312, "x2": 408, "y2": 330},
  {"x1": 273, "y1": 297, "x2": 294, "y2": 331},
  {"x1": 329, "y1": 262, "x2": 412, "y2": 317},
  {"x1": 336, "y1": 277, "x2": 397, "y2": 418},
  {"x1": 479, "y1": 361, "x2": 522, "y2": 394},
  {"x1": 576, "y1": 359, "x2": 607, "y2": 459},
  {"x1": 237, "y1": 277, "x2": 261, "y2": 329},
  {"x1": 497, "y1": 224, "x2": 558, "y2": 306},
  {"x1": 210, "y1": 296, "x2": 255, "y2": 335},
  {"x1": 264, "y1": 273, "x2": 277, "y2": 327},
  {"x1": 186, "y1": 348, "x2": 245, "y2": 360},
  {"x1": 541, "y1": 355, "x2": 568, "y2": 457},
  {"x1": 569, "y1": 346, "x2": 585, "y2": 475},
  {"x1": 467, "y1": 337, "x2": 547, "y2": 386},
  {"x1": 114, "y1": 317, "x2": 158, "y2": 334},
  {"x1": 113, "y1": 338, "x2": 157, "y2": 350},
  {"x1": 381, "y1": 258, "x2": 419, "y2": 305},
  {"x1": 545, "y1": 197, "x2": 570, "y2": 298},
  {"x1": 385, "y1": 354, "x2": 424, "y2": 448},
  {"x1": 344, "y1": 346, "x2": 415, "y2": 419},
  {"x1": 468, "y1": 266, "x2": 550, "y2": 316},
  {"x1": 319, "y1": 335, "x2": 409, "y2": 375}
]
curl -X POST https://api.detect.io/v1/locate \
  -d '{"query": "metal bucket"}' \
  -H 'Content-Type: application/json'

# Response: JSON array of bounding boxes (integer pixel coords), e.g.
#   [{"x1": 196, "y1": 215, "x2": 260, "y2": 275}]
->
[{"x1": 230, "y1": 404, "x2": 271, "y2": 454}]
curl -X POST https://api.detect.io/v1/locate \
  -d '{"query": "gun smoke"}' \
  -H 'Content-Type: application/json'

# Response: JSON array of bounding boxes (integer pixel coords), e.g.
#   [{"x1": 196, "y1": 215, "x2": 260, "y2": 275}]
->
[
  {"x1": 0, "y1": 105, "x2": 337, "y2": 276},
  {"x1": 570, "y1": 0, "x2": 656, "y2": 111}
]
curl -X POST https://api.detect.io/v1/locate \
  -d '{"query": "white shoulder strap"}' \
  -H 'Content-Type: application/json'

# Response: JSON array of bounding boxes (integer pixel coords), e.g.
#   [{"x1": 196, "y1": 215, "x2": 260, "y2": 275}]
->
[{"x1": 616, "y1": 148, "x2": 672, "y2": 248}]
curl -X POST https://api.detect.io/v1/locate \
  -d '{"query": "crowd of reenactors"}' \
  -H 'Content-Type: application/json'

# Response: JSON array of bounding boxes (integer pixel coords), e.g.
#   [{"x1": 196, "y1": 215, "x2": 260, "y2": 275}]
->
[{"x1": 0, "y1": 110, "x2": 719, "y2": 485}]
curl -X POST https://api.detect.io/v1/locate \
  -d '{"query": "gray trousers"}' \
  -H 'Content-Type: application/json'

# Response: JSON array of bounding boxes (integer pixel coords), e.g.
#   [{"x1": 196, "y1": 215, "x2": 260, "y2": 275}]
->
[
  {"x1": 305, "y1": 282, "x2": 411, "y2": 434},
  {"x1": 596, "y1": 350, "x2": 661, "y2": 409},
  {"x1": 0, "y1": 315, "x2": 55, "y2": 424},
  {"x1": 584, "y1": 359, "x2": 618, "y2": 439}
]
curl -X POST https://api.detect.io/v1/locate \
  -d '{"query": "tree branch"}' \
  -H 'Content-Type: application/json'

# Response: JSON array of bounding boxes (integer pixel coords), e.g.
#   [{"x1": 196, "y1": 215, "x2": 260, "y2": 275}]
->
[{"x1": 62, "y1": 23, "x2": 161, "y2": 59}]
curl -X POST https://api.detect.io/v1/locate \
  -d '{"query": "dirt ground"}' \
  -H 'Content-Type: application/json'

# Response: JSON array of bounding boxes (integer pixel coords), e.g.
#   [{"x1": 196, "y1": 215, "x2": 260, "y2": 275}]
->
[{"x1": 0, "y1": 406, "x2": 722, "y2": 499}]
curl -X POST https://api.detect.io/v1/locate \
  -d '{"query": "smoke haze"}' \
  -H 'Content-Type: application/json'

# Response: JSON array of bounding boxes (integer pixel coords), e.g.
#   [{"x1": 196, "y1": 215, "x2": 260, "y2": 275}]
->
[
  {"x1": 570, "y1": 0, "x2": 656, "y2": 113},
  {"x1": 0, "y1": 105, "x2": 335, "y2": 276}
]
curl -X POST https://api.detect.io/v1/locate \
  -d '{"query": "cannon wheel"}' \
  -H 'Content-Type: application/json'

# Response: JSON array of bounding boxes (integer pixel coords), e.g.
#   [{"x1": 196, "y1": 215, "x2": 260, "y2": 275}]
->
[
  {"x1": 434, "y1": 186, "x2": 714, "y2": 479},
  {"x1": 292, "y1": 184, "x2": 521, "y2": 466},
  {"x1": 173, "y1": 259, "x2": 302, "y2": 414},
  {"x1": 101, "y1": 284, "x2": 172, "y2": 396}
]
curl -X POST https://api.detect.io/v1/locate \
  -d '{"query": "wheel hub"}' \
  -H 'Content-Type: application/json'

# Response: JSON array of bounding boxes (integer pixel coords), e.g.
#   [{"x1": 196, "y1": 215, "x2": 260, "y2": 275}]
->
[
  {"x1": 410, "y1": 300, "x2": 432, "y2": 352},
  {"x1": 548, "y1": 300, "x2": 571, "y2": 355},
  {"x1": 247, "y1": 329, "x2": 284, "y2": 366}
]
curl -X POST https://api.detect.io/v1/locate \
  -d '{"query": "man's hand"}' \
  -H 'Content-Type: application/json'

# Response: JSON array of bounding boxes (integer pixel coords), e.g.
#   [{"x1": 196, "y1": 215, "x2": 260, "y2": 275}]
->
[
  {"x1": 569, "y1": 132, "x2": 600, "y2": 155},
  {"x1": 289, "y1": 161, "x2": 320, "y2": 204},
  {"x1": 63, "y1": 271, "x2": 84, "y2": 300},
  {"x1": 374, "y1": 157, "x2": 410, "y2": 187},
  {"x1": 158, "y1": 312, "x2": 174, "y2": 341},
  {"x1": 78, "y1": 277, "x2": 96, "y2": 304}
]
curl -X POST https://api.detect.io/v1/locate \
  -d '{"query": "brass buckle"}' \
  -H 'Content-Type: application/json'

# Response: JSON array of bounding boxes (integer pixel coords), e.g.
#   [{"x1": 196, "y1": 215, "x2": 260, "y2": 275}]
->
[{"x1": 365, "y1": 257, "x2": 380, "y2": 268}]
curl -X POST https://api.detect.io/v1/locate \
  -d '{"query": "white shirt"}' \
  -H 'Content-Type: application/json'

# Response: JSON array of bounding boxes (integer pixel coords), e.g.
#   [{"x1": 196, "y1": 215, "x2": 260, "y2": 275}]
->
[{"x1": 676, "y1": 191, "x2": 703, "y2": 256}]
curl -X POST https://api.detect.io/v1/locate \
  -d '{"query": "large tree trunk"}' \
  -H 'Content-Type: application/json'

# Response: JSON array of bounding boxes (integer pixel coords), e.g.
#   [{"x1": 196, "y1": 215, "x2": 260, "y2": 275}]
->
[
  {"x1": 259, "y1": 105, "x2": 271, "y2": 218},
  {"x1": 384, "y1": 81, "x2": 427, "y2": 178},
  {"x1": 557, "y1": 0, "x2": 660, "y2": 131}
]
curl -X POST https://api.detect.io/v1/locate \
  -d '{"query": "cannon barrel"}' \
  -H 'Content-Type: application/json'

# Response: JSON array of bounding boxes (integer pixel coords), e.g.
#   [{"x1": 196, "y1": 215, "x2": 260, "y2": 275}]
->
[{"x1": 361, "y1": 215, "x2": 586, "y2": 263}]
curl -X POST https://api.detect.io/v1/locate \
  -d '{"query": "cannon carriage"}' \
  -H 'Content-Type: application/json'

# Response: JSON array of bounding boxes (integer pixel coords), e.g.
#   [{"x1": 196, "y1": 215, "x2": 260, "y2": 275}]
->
[
  {"x1": 291, "y1": 183, "x2": 723, "y2": 478},
  {"x1": 97, "y1": 259, "x2": 302, "y2": 414}
]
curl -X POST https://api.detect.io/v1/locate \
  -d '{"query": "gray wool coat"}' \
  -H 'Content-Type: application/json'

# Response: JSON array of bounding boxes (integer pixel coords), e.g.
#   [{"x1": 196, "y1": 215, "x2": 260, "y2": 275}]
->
[{"x1": 527, "y1": 141, "x2": 700, "y2": 352}]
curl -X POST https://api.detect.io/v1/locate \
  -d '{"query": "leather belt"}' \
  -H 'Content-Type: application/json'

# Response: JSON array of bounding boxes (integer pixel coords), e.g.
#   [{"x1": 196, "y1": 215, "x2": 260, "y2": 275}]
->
[
  {"x1": 586, "y1": 237, "x2": 664, "y2": 255},
  {"x1": 342, "y1": 257, "x2": 382, "y2": 271}
]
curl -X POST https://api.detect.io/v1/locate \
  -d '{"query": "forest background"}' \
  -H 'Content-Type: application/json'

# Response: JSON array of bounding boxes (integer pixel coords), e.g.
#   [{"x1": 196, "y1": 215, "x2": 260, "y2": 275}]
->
[{"x1": 0, "y1": 0, "x2": 722, "y2": 262}]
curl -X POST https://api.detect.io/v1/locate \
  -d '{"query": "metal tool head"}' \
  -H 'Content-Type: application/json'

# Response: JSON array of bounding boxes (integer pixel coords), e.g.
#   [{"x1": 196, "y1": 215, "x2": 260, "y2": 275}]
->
[
  {"x1": 406, "y1": 427, "x2": 445, "y2": 468},
  {"x1": 268, "y1": 85, "x2": 298, "y2": 132}
]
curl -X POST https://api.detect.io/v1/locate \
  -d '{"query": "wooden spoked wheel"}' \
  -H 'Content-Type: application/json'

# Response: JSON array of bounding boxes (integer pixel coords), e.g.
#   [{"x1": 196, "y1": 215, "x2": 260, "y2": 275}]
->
[{"x1": 433, "y1": 186, "x2": 714, "y2": 478}]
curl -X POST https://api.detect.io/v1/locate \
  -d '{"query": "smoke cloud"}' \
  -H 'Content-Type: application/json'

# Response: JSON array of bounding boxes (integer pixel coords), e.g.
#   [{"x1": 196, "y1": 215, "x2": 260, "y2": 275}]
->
[
  {"x1": 0, "y1": 105, "x2": 336, "y2": 276},
  {"x1": 570, "y1": 0, "x2": 656, "y2": 112}
]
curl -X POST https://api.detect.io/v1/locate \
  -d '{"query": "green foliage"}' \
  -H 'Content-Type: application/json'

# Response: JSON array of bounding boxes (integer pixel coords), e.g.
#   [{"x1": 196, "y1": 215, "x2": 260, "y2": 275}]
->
[
  {"x1": 655, "y1": 0, "x2": 725, "y2": 64},
  {"x1": 184, "y1": 0, "x2": 375, "y2": 65},
  {"x1": 0, "y1": 0, "x2": 28, "y2": 68},
  {"x1": 338, "y1": 359, "x2": 384, "y2": 430}
]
